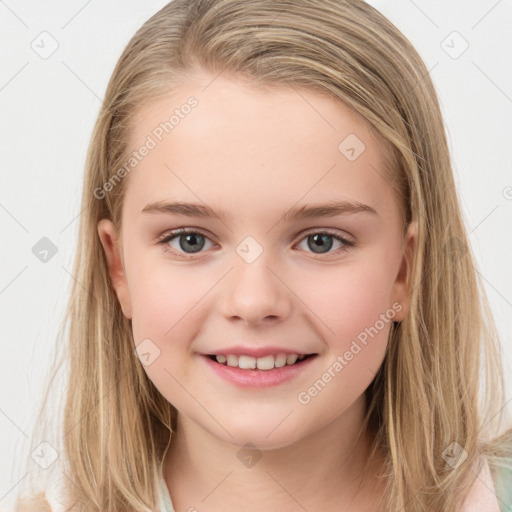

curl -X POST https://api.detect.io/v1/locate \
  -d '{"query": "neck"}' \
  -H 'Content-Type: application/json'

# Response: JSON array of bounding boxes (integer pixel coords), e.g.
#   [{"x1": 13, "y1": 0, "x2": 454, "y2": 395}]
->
[{"x1": 163, "y1": 395, "x2": 387, "y2": 511}]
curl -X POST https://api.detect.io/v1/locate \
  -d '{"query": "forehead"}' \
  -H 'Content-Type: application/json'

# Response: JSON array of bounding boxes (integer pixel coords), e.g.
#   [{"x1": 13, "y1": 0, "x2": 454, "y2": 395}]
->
[{"x1": 121, "y1": 75, "x2": 397, "y2": 225}]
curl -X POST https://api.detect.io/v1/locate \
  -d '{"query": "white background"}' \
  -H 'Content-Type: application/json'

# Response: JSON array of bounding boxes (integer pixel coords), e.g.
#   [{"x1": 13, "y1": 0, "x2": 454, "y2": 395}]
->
[{"x1": 1, "y1": 1, "x2": 511, "y2": 509}]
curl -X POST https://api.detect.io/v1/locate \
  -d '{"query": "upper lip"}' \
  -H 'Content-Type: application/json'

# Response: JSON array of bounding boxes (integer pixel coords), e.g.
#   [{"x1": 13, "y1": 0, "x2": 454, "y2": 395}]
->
[{"x1": 203, "y1": 345, "x2": 317, "y2": 358}]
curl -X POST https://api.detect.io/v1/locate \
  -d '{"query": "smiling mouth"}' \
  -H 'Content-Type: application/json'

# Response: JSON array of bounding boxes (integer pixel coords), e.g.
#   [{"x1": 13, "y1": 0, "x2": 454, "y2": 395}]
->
[{"x1": 206, "y1": 353, "x2": 317, "y2": 371}]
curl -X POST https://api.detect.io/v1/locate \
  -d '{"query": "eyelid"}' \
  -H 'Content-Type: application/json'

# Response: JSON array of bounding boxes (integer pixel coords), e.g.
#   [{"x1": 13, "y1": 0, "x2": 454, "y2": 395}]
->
[
  {"x1": 156, "y1": 227, "x2": 215, "y2": 248},
  {"x1": 156, "y1": 227, "x2": 214, "y2": 244},
  {"x1": 299, "y1": 227, "x2": 354, "y2": 243}
]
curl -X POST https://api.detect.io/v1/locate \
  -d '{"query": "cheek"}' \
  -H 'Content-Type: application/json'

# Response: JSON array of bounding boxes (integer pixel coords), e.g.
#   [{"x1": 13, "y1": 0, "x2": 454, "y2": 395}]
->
[
  {"x1": 126, "y1": 260, "x2": 210, "y2": 403},
  {"x1": 295, "y1": 255, "x2": 399, "y2": 387},
  {"x1": 126, "y1": 254, "x2": 223, "y2": 388},
  {"x1": 125, "y1": 239, "x2": 400, "y2": 413},
  {"x1": 301, "y1": 259, "x2": 397, "y2": 338},
  {"x1": 128, "y1": 260, "x2": 207, "y2": 344},
  {"x1": 294, "y1": 262, "x2": 396, "y2": 415}
]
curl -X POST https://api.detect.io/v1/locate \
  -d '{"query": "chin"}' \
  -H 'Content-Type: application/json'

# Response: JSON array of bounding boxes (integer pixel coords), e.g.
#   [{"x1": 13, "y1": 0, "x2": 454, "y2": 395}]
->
[{"x1": 212, "y1": 420, "x2": 305, "y2": 451}]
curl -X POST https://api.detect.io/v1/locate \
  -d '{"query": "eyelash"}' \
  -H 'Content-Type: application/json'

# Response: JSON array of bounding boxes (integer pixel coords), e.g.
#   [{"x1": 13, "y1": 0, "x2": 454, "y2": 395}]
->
[{"x1": 156, "y1": 228, "x2": 355, "y2": 259}]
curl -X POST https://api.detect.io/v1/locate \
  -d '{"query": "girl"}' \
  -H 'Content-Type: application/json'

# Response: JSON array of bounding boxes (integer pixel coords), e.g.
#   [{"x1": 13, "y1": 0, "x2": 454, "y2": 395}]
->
[{"x1": 14, "y1": 0, "x2": 512, "y2": 510}]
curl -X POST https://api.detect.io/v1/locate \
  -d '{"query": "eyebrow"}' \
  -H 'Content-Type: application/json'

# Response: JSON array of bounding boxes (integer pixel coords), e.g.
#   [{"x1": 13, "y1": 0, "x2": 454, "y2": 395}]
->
[{"x1": 141, "y1": 199, "x2": 378, "y2": 222}]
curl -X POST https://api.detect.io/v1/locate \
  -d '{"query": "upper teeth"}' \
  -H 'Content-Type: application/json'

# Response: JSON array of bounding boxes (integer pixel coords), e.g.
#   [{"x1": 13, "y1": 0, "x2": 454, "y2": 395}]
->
[{"x1": 215, "y1": 353, "x2": 306, "y2": 370}]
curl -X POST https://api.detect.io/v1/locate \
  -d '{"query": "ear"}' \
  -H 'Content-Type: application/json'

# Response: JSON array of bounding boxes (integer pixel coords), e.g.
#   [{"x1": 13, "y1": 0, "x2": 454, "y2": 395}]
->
[
  {"x1": 97, "y1": 219, "x2": 132, "y2": 320},
  {"x1": 391, "y1": 221, "x2": 417, "y2": 322}
]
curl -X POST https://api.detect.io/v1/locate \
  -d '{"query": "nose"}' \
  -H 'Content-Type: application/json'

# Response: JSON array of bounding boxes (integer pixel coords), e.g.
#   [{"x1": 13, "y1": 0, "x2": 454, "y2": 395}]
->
[{"x1": 219, "y1": 250, "x2": 292, "y2": 327}]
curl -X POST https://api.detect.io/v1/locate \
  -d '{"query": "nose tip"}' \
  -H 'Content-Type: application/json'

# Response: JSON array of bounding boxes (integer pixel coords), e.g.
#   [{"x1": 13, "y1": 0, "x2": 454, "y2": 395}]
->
[{"x1": 220, "y1": 257, "x2": 291, "y2": 326}]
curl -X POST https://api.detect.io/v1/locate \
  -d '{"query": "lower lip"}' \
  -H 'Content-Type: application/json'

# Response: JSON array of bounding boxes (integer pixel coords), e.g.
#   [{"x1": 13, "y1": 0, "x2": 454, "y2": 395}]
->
[{"x1": 201, "y1": 354, "x2": 318, "y2": 388}]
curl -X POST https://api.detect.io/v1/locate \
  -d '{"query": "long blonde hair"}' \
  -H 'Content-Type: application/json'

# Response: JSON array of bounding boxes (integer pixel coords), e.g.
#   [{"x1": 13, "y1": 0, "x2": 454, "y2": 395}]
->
[{"x1": 14, "y1": 0, "x2": 510, "y2": 510}]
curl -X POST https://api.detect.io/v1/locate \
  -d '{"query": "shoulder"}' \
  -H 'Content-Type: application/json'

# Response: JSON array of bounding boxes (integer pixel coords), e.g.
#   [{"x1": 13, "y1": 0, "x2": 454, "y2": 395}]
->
[
  {"x1": 459, "y1": 458, "x2": 501, "y2": 512},
  {"x1": 14, "y1": 492, "x2": 53, "y2": 511},
  {"x1": 14, "y1": 475, "x2": 74, "y2": 512}
]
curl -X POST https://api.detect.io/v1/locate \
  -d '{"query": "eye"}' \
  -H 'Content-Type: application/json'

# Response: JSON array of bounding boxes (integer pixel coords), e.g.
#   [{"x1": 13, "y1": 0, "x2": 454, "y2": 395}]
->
[
  {"x1": 295, "y1": 229, "x2": 354, "y2": 256},
  {"x1": 157, "y1": 228, "x2": 214, "y2": 257},
  {"x1": 157, "y1": 228, "x2": 354, "y2": 258}
]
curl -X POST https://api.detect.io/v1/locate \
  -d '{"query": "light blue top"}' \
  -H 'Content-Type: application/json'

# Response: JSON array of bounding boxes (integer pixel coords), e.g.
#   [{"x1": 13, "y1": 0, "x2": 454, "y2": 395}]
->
[
  {"x1": 495, "y1": 465, "x2": 512, "y2": 511},
  {"x1": 158, "y1": 476, "x2": 175, "y2": 512}
]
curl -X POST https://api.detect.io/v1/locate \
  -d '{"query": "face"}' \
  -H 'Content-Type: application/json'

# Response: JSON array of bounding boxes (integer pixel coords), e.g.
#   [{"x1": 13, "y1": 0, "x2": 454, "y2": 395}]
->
[{"x1": 98, "y1": 73, "x2": 415, "y2": 450}]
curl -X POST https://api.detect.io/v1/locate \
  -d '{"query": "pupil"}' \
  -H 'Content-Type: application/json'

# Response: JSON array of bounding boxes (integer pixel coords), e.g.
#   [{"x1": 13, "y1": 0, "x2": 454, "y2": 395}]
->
[
  {"x1": 309, "y1": 234, "x2": 333, "y2": 253},
  {"x1": 180, "y1": 233, "x2": 205, "y2": 253}
]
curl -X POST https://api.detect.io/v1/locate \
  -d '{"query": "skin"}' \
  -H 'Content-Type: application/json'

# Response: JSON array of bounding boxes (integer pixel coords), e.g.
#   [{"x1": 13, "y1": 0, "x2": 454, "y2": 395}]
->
[{"x1": 98, "y1": 72, "x2": 417, "y2": 511}]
